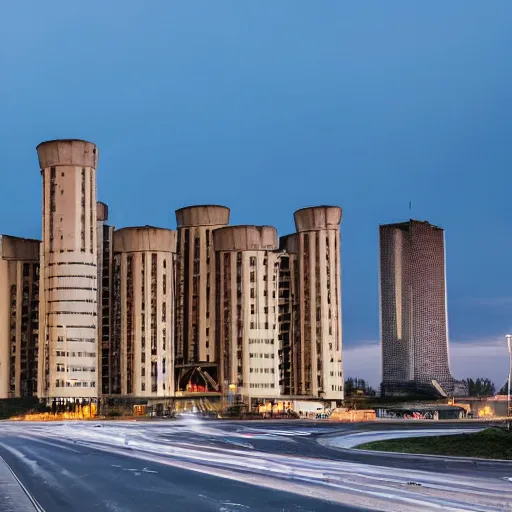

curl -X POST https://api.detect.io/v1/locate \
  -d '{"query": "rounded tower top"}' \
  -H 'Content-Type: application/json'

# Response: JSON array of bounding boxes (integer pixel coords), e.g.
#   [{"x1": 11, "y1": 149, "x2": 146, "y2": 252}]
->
[
  {"x1": 113, "y1": 226, "x2": 177, "y2": 253},
  {"x1": 213, "y1": 225, "x2": 278, "y2": 252},
  {"x1": 294, "y1": 205, "x2": 342, "y2": 232},
  {"x1": 36, "y1": 139, "x2": 99, "y2": 169},
  {"x1": 97, "y1": 202, "x2": 109, "y2": 222},
  {"x1": 279, "y1": 233, "x2": 298, "y2": 254},
  {"x1": 175, "y1": 205, "x2": 230, "y2": 228}
]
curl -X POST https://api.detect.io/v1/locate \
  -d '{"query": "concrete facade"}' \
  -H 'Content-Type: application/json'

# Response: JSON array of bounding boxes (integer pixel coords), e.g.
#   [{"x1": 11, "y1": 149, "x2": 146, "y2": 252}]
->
[
  {"x1": 278, "y1": 234, "x2": 299, "y2": 396},
  {"x1": 174, "y1": 205, "x2": 229, "y2": 391},
  {"x1": 97, "y1": 202, "x2": 115, "y2": 395},
  {"x1": 112, "y1": 227, "x2": 176, "y2": 398},
  {"x1": 0, "y1": 236, "x2": 40, "y2": 398},
  {"x1": 379, "y1": 220, "x2": 467, "y2": 397},
  {"x1": 37, "y1": 139, "x2": 99, "y2": 401},
  {"x1": 292, "y1": 206, "x2": 343, "y2": 400},
  {"x1": 214, "y1": 226, "x2": 280, "y2": 401}
]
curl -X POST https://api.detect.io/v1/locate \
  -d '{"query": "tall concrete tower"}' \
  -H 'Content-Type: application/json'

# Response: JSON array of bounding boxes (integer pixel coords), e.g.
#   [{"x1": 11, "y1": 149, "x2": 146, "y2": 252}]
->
[
  {"x1": 37, "y1": 139, "x2": 99, "y2": 403},
  {"x1": 174, "y1": 205, "x2": 229, "y2": 392},
  {"x1": 379, "y1": 219, "x2": 466, "y2": 397},
  {"x1": 97, "y1": 202, "x2": 114, "y2": 395},
  {"x1": 0, "y1": 236, "x2": 40, "y2": 398},
  {"x1": 213, "y1": 226, "x2": 280, "y2": 404},
  {"x1": 112, "y1": 226, "x2": 176, "y2": 398},
  {"x1": 293, "y1": 206, "x2": 343, "y2": 401},
  {"x1": 278, "y1": 234, "x2": 299, "y2": 396}
]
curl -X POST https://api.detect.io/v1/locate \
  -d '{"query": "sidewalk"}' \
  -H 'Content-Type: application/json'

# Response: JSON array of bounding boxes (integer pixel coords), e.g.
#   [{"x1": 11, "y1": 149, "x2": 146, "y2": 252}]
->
[{"x1": 0, "y1": 456, "x2": 41, "y2": 511}]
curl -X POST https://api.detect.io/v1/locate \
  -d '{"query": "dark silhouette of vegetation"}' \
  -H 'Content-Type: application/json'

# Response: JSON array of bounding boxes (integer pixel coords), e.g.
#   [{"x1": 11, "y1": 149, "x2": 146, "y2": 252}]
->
[
  {"x1": 499, "y1": 379, "x2": 510, "y2": 395},
  {"x1": 463, "y1": 377, "x2": 496, "y2": 397},
  {"x1": 344, "y1": 377, "x2": 376, "y2": 397},
  {"x1": 0, "y1": 398, "x2": 49, "y2": 419}
]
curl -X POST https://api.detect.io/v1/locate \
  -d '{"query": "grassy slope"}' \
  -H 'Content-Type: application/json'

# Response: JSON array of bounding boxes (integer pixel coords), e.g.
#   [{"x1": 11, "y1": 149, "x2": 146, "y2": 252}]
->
[{"x1": 356, "y1": 428, "x2": 512, "y2": 460}]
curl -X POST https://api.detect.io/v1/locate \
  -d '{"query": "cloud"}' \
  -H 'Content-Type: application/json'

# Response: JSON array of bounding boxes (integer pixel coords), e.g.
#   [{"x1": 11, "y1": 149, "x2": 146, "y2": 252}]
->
[
  {"x1": 462, "y1": 297, "x2": 512, "y2": 308},
  {"x1": 343, "y1": 336, "x2": 510, "y2": 390}
]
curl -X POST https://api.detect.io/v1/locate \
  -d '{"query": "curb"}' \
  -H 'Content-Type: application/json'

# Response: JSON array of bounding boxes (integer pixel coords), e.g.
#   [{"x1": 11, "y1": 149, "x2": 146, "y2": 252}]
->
[{"x1": 0, "y1": 455, "x2": 46, "y2": 511}]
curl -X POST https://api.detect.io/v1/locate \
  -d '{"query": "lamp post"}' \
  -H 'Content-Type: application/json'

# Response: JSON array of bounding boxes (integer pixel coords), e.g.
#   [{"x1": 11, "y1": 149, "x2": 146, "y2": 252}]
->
[{"x1": 506, "y1": 334, "x2": 512, "y2": 417}]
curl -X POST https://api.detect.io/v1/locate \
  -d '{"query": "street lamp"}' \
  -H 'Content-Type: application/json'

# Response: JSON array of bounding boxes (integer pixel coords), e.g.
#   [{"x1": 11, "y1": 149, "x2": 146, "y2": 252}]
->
[{"x1": 506, "y1": 334, "x2": 512, "y2": 417}]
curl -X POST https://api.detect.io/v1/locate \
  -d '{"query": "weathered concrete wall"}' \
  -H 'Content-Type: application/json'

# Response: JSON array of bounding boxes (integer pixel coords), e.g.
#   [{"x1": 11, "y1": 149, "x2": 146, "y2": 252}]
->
[
  {"x1": 213, "y1": 225, "x2": 278, "y2": 252},
  {"x1": 294, "y1": 206, "x2": 342, "y2": 232},
  {"x1": 176, "y1": 205, "x2": 230, "y2": 227},
  {"x1": 36, "y1": 139, "x2": 99, "y2": 169},
  {"x1": 113, "y1": 226, "x2": 177, "y2": 254}
]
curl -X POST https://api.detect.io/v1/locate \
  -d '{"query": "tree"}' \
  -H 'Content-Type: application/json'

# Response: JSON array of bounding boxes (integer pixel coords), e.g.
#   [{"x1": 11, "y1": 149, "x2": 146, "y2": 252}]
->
[
  {"x1": 344, "y1": 377, "x2": 376, "y2": 397},
  {"x1": 499, "y1": 380, "x2": 509, "y2": 395},
  {"x1": 463, "y1": 377, "x2": 496, "y2": 397}
]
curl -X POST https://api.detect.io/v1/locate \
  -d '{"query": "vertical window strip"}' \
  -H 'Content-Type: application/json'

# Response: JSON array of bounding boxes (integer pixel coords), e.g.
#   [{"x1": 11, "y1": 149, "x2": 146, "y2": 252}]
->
[
  {"x1": 90, "y1": 170, "x2": 94, "y2": 253},
  {"x1": 81, "y1": 168, "x2": 86, "y2": 252}
]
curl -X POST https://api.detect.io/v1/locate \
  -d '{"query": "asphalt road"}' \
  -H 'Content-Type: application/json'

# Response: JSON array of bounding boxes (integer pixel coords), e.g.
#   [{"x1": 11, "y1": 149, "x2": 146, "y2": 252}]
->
[{"x1": 0, "y1": 419, "x2": 510, "y2": 512}]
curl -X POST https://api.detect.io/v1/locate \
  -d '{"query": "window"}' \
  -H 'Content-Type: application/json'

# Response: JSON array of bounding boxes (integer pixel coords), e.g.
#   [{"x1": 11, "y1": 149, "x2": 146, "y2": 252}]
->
[{"x1": 250, "y1": 288, "x2": 255, "y2": 298}]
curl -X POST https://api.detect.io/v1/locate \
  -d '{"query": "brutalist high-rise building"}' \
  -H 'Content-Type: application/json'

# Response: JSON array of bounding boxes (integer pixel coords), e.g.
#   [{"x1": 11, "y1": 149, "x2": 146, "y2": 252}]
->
[
  {"x1": 291, "y1": 206, "x2": 344, "y2": 401},
  {"x1": 379, "y1": 219, "x2": 467, "y2": 397},
  {"x1": 0, "y1": 235, "x2": 40, "y2": 398},
  {"x1": 111, "y1": 226, "x2": 177, "y2": 398},
  {"x1": 174, "y1": 205, "x2": 229, "y2": 393},
  {"x1": 37, "y1": 139, "x2": 99, "y2": 404},
  {"x1": 96, "y1": 202, "x2": 114, "y2": 395},
  {"x1": 213, "y1": 225, "x2": 280, "y2": 404}
]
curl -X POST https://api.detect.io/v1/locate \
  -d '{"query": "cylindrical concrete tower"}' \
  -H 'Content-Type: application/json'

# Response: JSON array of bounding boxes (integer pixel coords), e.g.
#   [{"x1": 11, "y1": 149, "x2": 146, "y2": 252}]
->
[
  {"x1": 36, "y1": 139, "x2": 99, "y2": 402},
  {"x1": 174, "y1": 205, "x2": 229, "y2": 392},
  {"x1": 293, "y1": 206, "x2": 343, "y2": 401},
  {"x1": 213, "y1": 225, "x2": 280, "y2": 403},
  {"x1": 112, "y1": 226, "x2": 176, "y2": 398}
]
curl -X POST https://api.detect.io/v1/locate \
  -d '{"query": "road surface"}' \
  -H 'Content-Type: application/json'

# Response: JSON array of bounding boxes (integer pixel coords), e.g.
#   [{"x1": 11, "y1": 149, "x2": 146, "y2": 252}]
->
[{"x1": 0, "y1": 419, "x2": 511, "y2": 511}]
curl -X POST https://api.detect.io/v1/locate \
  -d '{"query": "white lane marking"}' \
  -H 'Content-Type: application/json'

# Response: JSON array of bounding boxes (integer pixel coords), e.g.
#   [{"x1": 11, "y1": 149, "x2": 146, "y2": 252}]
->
[
  {"x1": 8, "y1": 422, "x2": 512, "y2": 511},
  {"x1": 0, "y1": 442, "x2": 62, "y2": 491},
  {"x1": 0, "y1": 454, "x2": 46, "y2": 512},
  {"x1": 17, "y1": 435, "x2": 82, "y2": 453}
]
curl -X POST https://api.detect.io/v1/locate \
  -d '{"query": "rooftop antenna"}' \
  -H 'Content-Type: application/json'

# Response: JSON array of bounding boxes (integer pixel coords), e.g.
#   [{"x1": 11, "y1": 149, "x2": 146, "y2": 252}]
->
[{"x1": 409, "y1": 200, "x2": 412, "y2": 219}]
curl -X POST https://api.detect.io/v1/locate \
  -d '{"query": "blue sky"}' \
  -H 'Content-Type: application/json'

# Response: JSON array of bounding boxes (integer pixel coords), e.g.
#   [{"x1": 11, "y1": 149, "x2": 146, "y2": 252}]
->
[{"x1": 1, "y1": 2, "x2": 512, "y2": 379}]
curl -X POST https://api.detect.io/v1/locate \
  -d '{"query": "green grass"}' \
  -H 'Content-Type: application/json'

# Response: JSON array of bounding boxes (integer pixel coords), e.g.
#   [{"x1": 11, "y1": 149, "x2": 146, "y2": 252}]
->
[{"x1": 356, "y1": 428, "x2": 512, "y2": 460}]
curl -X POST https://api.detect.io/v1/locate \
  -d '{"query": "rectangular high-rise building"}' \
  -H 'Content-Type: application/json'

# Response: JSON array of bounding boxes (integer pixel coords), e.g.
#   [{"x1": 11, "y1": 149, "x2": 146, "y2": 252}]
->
[
  {"x1": 379, "y1": 219, "x2": 466, "y2": 397},
  {"x1": 0, "y1": 236, "x2": 40, "y2": 398},
  {"x1": 37, "y1": 139, "x2": 99, "y2": 404}
]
